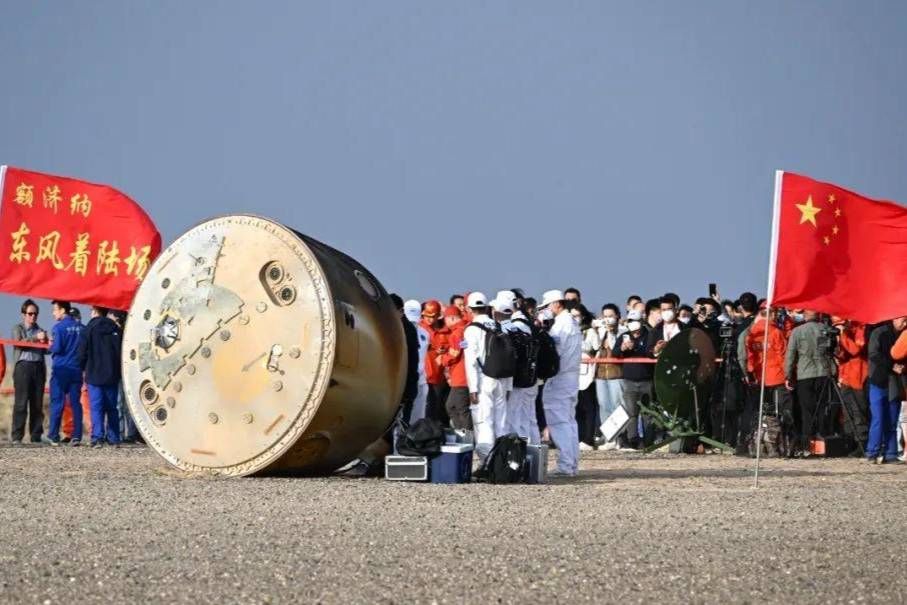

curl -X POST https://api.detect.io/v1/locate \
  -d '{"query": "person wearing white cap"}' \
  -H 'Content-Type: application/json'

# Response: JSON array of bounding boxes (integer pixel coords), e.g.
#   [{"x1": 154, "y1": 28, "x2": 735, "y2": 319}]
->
[
  {"x1": 500, "y1": 292, "x2": 541, "y2": 443},
  {"x1": 403, "y1": 299, "x2": 430, "y2": 424},
  {"x1": 538, "y1": 289, "x2": 582, "y2": 476},
  {"x1": 463, "y1": 291, "x2": 505, "y2": 463}
]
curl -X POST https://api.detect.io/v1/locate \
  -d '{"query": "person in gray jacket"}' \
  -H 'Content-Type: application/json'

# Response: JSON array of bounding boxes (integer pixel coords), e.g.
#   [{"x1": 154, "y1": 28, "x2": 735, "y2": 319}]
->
[
  {"x1": 10, "y1": 299, "x2": 49, "y2": 443},
  {"x1": 784, "y1": 310, "x2": 835, "y2": 454}
]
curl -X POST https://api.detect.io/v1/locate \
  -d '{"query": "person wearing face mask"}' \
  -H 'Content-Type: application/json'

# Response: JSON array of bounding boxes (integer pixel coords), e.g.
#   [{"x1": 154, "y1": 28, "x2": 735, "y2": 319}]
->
[
  {"x1": 539, "y1": 290, "x2": 583, "y2": 476},
  {"x1": 403, "y1": 299, "x2": 431, "y2": 424},
  {"x1": 644, "y1": 298, "x2": 662, "y2": 330},
  {"x1": 595, "y1": 304, "x2": 625, "y2": 449},
  {"x1": 499, "y1": 291, "x2": 541, "y2": 444},
  {"x1": 611, "y1": 309, "x2": 653, "y2": 450},
  {"x1": 784, "y1": 309, "x2": 836, "y2": 455},
  {"x1": 463, "y1": 292, "x2": 506, "y2": 464},
  {"x1": 678, "y1": 305, "x2": 694, "y2": 326},
  {"x1": 646, "y1": 296, "x2": 688, "y2": 357},
  {"x1": 572, "y1": 304, "x2": 601, "y2": 450},
  {"x1": 421, "y1": 299, "x2": 451, "y2": 426}
]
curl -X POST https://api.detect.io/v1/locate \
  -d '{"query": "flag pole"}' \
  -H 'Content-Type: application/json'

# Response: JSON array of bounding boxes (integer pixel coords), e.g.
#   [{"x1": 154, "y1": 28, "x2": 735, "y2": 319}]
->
[{"x1": 754, "y1": 170, "x2": 785, "y2": 488}]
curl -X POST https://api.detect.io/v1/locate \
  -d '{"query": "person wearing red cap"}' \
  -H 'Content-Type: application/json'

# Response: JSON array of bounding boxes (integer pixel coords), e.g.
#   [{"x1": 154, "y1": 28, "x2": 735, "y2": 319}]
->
[
  {"x1": 420, "y1": 300, "x2": 451, "y2": 425},
  {"x1": 438, "y1": 306, "x2": 471, "y2": 430}
]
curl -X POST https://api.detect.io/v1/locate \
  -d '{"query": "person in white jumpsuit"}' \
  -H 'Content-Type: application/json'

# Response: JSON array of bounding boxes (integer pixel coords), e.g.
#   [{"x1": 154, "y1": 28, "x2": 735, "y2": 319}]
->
[
  {"x1": 539, "y1": 289, "x2": 582, "y2": 476},
  {"x1": 463, "y1": 292, "x2": 507, "y2": 463},
  {"x1": 404, "y1": 299, "x2": 430, "y2": 424},
  {"x1": 495, "y1": 291, "x2": 540, "y2": 444}
]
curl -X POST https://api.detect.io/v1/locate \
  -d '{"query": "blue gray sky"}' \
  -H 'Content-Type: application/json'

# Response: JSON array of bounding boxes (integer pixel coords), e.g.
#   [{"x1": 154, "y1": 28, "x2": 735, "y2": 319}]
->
[{"x1": 2, "y1": 1, "x2": 906, "y2": 322}]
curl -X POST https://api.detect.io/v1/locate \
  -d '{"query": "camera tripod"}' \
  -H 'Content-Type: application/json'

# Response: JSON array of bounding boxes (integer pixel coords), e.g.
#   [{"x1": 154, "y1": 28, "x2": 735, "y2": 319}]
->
[
  {"x1": 809, "y1": 359, "x2": 865, "y2": 456},
  {"x1": 714, "y1": 336, "x2": 742, "y2": 446}
]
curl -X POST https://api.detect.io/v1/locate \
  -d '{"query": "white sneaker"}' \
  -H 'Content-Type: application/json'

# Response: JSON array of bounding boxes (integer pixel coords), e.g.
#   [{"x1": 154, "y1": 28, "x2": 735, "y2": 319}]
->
[
  {"x1": 579, "y1": 443, "x2": 594, "y2": 451},
  {"x1": 549, "y1": 469, "x2": 577, "y2": 477},
  {"x1": 601, "y1": 441, "x2": 618, "y2": 451}
]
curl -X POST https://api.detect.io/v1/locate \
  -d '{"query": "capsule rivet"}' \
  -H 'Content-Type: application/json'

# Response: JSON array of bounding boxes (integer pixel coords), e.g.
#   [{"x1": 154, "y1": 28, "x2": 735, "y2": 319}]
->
[
  {"x1": 289, "y1": 346, "x2": 301, "y2": 359},
  {"x1": 273, "y1": 380, "x2": 283, "y2": 392},
  {"x1": 209, "y1": 413, "x2": 219, "y2": 424},
  {"x1": 256, "y1": 302, "x2": 267, "y2": 313}
]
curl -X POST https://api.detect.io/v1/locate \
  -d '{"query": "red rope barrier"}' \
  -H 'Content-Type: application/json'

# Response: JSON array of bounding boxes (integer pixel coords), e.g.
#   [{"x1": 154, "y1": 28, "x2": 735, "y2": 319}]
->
[{"x1": 0, "y1": 338, "x2": 49, "y2": 349}]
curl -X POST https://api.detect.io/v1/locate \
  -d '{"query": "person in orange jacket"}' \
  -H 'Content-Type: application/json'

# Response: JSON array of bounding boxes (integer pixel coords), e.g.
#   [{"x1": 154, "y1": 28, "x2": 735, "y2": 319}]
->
[
  {"x1": 745, "y1": 307, "x2": 795, "y2": 444},
  {"x1": 835, "y1": 318, "x2": 869, "y2": 447},
  {"x1": 437, "y1": 305, "x2": 471, "y2": 430},
  {"x1": 420, "y1": 300, "x2": 451, "y2": 425}
]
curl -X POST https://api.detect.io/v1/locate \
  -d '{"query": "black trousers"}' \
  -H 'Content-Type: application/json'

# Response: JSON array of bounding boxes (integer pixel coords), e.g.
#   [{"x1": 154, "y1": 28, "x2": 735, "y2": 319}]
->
[
  {"x1": 575, "y1": 383, "x2": 599, "y2": 446},
  {"x1": 444, "y1": 386, "x2": 472, "y2": 430},
  {"x1": 840, "y1": 384, "x2": 869, "y2": 444},
  {"x1": 796, "y1": 376, "x2": 830, "y2": 449},
  {"x1": 426, "y1": 381, "x2": 451, "y2": 427},
  {"x1": 11, "y1": 361, "x2": 46, "y2": 442}
]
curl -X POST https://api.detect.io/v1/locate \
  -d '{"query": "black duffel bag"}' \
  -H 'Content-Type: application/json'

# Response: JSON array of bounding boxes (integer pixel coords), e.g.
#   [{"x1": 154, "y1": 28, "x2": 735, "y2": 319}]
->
[{"x1": 396, "y1": 418, "x2": 444, "y2": 457}]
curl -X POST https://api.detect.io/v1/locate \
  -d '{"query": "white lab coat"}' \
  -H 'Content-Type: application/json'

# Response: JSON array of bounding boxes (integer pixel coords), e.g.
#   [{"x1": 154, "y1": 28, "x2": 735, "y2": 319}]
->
[
  {"x1": 464, "y1": 314, "x2": 507, "y2": 461},
  {"x1": 579, "y1": 327, "x2": 601, "y2": 391},
  {"x1": 542, "y1": 309, "x2": 582, "y2": 474},
  {"x1": 409, "y1": 321, "x2": 430, "y2": 423},
  {"x1": 503, "y1": 313, "x2": 539, "y2": 443}
]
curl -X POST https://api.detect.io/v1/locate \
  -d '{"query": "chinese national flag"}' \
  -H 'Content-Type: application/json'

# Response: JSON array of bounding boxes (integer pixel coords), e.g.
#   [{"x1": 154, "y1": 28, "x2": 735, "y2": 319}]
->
[
  {"x1": 770, "y1": 171, "x2": 907, "y2": 324},
  {"x1": 0, "y1": 166, "x2": 161, "y2": 310}
]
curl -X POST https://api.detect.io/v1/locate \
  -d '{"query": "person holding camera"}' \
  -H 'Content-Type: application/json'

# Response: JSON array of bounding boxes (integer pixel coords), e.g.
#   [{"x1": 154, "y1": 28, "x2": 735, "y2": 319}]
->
[
  {"x1": 784, "y1": 309, "x2": 836, "y2": 455},
  {"x1": 594, "y1": 304, "x2": 625, "y2": 449},
  {"x1": 611, "y1": 309, "x2": 652, "y2": 450}
]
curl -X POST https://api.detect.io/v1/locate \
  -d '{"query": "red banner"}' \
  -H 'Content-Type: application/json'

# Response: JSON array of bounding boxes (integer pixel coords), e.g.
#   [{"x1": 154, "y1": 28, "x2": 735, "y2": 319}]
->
[
  {"x1": 769, "y1": 171, "x2": 907, "y2": 324},
  {"x1": 0, "y1": 166, "x2": 161, "y2": 310}
]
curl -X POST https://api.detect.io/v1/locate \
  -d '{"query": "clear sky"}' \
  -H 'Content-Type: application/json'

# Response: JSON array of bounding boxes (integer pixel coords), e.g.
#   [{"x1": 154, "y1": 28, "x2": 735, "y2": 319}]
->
[{"x1": 2, "y1": 1, "x2": 906, "y2": 323}]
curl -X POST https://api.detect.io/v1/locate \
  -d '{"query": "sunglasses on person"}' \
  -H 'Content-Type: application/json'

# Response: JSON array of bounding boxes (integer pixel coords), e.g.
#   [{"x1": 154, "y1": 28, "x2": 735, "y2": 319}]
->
[{"x1": 24, "y1": 311, "x2": 38, "y2": 316}]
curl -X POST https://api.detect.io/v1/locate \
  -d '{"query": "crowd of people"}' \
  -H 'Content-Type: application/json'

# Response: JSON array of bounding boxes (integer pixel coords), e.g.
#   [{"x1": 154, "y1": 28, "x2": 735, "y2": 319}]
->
[
  {"x1": 5, "y1": 299, "x2": 140, "y2": 448},
  {"x1": 384, "y1": 286, "x2": 907, "y2": 475},
  {"x1": 5, "y1": 286, "x2": 907, "y2": 474}
]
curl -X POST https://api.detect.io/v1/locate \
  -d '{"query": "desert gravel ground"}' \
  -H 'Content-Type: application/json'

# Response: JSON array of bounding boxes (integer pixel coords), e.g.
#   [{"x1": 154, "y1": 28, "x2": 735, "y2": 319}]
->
[{"x1": 1, "y1": 444, "x2": 905, "y2": 604}]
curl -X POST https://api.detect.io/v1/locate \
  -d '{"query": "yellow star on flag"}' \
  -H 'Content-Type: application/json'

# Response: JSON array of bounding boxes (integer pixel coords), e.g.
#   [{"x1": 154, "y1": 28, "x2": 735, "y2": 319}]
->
[
  {"x1": 835, "y1": 208, "x2": 842, "y2": 218},
  {"x1": 828, "y1": 194, "x2": 836, "y2": 203},
  {"x1": 833, "y1": 225, "x2": 839, "y2": 235},
  {"x1": 823, "y1": 236, "x2": 831, "y2": 245},
  {"x1": 796, "y1": 195, "x2": 822, "y2": 227}
]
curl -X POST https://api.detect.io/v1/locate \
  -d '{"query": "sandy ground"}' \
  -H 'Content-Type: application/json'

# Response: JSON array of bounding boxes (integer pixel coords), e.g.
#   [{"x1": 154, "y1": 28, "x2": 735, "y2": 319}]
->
[{"x1": 1, "y1": 444, "x2": 905, "y2": 604}]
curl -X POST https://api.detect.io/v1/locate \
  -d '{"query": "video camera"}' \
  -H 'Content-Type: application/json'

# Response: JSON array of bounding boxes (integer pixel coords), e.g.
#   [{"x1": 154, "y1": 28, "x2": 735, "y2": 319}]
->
[
  {"x1": 817, "y1": 317, "x2": 839, "y2": 357},
  {"x1": 719, "y1": 322, "x2": 734, "y2": 341}
]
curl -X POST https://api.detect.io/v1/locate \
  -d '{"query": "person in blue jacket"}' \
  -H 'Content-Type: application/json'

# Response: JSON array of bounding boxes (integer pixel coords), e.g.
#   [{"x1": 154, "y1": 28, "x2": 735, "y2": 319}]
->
[
  {"x1": 77, "y1": 306, "x2": 123, "y2": 448},
  {"x1": 44, "y1": 301, "x2": 86, "y2": 446}
]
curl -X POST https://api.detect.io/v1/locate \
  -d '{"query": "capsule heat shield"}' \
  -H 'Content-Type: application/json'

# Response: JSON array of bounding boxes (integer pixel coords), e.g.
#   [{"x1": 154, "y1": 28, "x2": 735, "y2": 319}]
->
[{"x1": 122, "y1": 215, "x2": 406, "y2": 476}]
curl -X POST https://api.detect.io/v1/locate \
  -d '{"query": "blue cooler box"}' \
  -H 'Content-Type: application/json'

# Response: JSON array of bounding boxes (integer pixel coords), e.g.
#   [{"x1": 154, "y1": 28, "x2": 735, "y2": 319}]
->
[{"x1": 430, "y1": 444, "x2": 474, "y2": 484}]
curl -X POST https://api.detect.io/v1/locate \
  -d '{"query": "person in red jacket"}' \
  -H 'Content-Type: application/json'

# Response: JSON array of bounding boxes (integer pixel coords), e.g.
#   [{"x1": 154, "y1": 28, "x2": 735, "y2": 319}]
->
[
  {"x1": 420, "y1": 300, "x2": 451, "y2": 425},
  {"x1": 746, "y1": 307, "x2": 795, "y2": 445},
  {"x1": 438, "y1": 306, "x2": 470, "y2": 430},
  {"x1": 835, "y1": 317, "x2": 869, "y2": 448}
]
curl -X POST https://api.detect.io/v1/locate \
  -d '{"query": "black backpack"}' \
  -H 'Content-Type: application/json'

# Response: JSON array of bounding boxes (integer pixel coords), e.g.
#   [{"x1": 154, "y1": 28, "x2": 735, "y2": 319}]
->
[
  {"x1": 469, "y1": 322, "x2": 517, "y2": 379},
  {"x1": 534, "y1": 329, "x2": 560, "y2": 380},
  {"x1": 396, "y1": 418, "x2": 444, "y2": 456},
  {"x1": 479, "y1": 433, "x2": 527, "y2": 484},
  {"x1": 509, "y1": 319, "x2": 540, "y2": 388}
]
